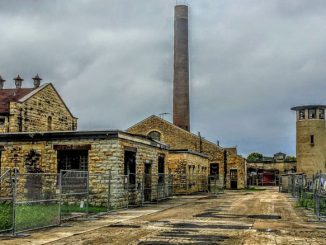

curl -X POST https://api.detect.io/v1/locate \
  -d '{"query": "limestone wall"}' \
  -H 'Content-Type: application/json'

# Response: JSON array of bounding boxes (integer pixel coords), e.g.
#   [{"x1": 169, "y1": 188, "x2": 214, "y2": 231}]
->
[
  {"x1": 7, "y1": 84, "x2": 77, "y2": 133},
  {"x1": 167, "y1": 152, "x2": 208, "y2": 194},
  {"x1": 0, "y1": 135, "x2": 169, "y2": 207},
  {"x1": 128, "y1": 115, "x2": 247, "y2": 189}
]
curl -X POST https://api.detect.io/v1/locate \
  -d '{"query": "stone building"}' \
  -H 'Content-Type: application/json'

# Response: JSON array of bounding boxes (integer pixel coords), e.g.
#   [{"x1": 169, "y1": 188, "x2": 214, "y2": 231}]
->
[
  {"x1": 0, "y1": 131, "x2": 170, "y2": 207},
  {"x1": 0, "y1": 75, "x2": 77, "y2": 133},
  {"x1": 128, "y1": 115, "x2": 246, "y2": 189},
  {"x1": 247, "y1": 152, "x2": 296, "y2": 186},
  {"x1": 291, "y1": 105, "x2": 326, "y2": 176}
]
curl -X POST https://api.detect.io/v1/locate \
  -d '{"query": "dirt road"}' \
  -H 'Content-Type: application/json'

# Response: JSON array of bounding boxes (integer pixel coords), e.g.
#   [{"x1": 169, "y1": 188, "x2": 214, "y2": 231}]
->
[{"x1": 1, "y1": 187, "x2": 326, "y2": 244}]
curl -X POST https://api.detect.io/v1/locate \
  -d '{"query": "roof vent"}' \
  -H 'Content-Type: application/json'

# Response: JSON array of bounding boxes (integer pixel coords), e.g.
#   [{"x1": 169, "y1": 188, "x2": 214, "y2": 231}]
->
[
  {"x1": 0, "y1": 75, "x2": 5, "y2": 89},
  {"x1": 14, "y1": 75, "x2": 23, "y2": 89},
  {"x1": 32, "y1": 74, "x2": 42, "y2": 88}
]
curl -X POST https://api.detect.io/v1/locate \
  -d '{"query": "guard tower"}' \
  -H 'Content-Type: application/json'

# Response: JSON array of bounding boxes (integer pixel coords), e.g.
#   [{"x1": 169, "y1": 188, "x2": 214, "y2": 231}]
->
[{"x1": 291, "y1": 105, "x2": 326, "y2": 176}]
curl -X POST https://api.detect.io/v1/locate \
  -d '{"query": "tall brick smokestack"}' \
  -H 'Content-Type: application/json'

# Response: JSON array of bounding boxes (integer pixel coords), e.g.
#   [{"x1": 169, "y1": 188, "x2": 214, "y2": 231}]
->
[{"x1": 173, "y1": 4, "x2": 190, "y2": 131}]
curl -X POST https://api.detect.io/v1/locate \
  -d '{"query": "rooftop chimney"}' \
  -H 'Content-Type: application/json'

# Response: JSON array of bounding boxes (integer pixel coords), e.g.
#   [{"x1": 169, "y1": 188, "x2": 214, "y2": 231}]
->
[
  {"x1": 14, "y1": 75, "x2": 23, "y2": 89},
  {"x1": 0, "y1": 75, "x2": 5, "y2": 89},
  {"x1": 173, "y1": 4, "x2": 190, "y2": 131},
  {"x1": 32, "y1": 74, "x2": 42, "y2": 88}
]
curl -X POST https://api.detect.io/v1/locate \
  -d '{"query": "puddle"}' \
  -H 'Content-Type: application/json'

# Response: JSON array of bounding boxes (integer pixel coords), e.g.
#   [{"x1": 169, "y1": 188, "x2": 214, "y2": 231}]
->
[
  {"x1": 108, "y1": 224, "x2": 141, "y2": 228},
  {"x1": 171, "y1": 222, "x2": 251, "y2": 230},
  {"x1": 247, "y1": 215, "x2": 281, "y2": 220},
  {"x1": 194, "y1": 212, "x2": 245, "y2": 219}
]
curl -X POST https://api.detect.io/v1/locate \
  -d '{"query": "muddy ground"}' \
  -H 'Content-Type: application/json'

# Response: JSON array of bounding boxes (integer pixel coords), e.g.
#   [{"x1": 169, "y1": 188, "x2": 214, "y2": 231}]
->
[{"x1": 1, "y1": 187, "x2": 326, "y2": 245}]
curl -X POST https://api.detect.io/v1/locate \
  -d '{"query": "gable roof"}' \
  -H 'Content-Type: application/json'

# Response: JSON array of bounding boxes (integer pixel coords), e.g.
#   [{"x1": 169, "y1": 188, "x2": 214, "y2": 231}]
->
[
  {"x1": 19, "y1": 83, "x2": 77, "y2": 119},
  {"x1": 0, "y1": 87, "x2": 36, "y2": 114},
  {"x1": 0, "y1": 83, "x2": 76, "y2": 119},
  {"x1": 128, "y1": 115, "x2": 225, "y2": 151}
]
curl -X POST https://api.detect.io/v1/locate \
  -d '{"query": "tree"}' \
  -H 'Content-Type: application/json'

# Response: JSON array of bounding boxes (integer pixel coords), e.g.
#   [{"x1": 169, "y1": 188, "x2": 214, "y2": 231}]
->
[
  {"x1": 285, "y1": 155, "x2": 296, "y2": 162},
  {"x1": 247, "y1": 152, "x2": 263, "y2": 162}
]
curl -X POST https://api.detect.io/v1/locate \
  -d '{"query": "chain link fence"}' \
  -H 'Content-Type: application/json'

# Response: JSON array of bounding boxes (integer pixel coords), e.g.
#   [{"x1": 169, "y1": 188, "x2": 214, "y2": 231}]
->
[
  {"x1": 1, "y1": 170, "x2": 225, "y2": 236},
  {"x1": 0, "y1": 169, "x2": 13, "y2": 234},
  {"x1": 280, "y1": 173, "x2": 326, "y2": 220}
]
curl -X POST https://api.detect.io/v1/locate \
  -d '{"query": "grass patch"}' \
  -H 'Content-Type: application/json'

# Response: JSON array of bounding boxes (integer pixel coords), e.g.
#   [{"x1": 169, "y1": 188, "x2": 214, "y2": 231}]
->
[
  {"x1": 15, "y1": 203, "x2": 59, "y2": 232},
  {"x1": 61, "y1": 204, "x2": 108, "y2": 214},
  {"x1": 244, "y1": 187, "x2": 266, "y2": 192},
  {"x1": 0, "y1": 202, "x2": 13, "y2": 231},
  {"x1": 0, "y1": 202, "x2": 110, "y2": 232}
]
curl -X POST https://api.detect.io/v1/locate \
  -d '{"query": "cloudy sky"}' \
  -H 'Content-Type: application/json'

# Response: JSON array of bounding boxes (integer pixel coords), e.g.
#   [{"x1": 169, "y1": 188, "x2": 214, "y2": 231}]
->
[{"x1": 1, "y1": 0, "x2": 326, "y2": 157}]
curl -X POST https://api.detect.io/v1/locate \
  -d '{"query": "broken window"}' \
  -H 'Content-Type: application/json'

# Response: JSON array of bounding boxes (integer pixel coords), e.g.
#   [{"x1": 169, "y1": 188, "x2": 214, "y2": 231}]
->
[
  {"x1": 319, "y1": 109, "x2": 325, "y2": 119},
  {"x1": 57, "y1": 150, "x2": 88, "y2": 172},
  {"x1": 124, "y1": 150, "x2": 136, "y2": 185}
]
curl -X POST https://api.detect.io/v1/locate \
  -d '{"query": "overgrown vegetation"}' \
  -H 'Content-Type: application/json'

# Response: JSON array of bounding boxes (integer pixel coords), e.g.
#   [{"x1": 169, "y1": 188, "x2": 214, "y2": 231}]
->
[{"x1": 244, "y1": 186, "x2": 266, "y2": 192}]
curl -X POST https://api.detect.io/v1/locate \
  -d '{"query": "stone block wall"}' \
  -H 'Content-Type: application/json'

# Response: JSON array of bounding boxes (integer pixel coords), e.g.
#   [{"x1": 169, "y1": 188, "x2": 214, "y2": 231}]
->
[
  {"x1": 8, "y1": 84, "x2": 77, "y2": 133},
  {"x1": 167, "y1": 152, "x2": 209, "y2": 194},
  {"x1": 0, "y1": 134, "x2": 169, "y2": 207},
  {"x1": 128, "y1": 115, "x2": 247, "y2": 189}
]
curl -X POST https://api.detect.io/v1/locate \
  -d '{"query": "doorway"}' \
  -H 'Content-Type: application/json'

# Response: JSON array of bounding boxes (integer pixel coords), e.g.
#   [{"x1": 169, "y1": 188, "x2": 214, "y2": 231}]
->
[
  {"x1": 124, "y1": 150, "x2": 137, "y2": 205},
  {"x1": 144, "y1": 162, "x2": 152, "y2": 202},
  {"x1": 230, "y1": 169, "x2": 238, "y2": 189}
]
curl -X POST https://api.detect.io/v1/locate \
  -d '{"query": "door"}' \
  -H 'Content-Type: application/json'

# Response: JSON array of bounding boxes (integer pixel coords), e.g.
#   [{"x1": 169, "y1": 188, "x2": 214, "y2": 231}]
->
[
  {"x1": 144, "y1": 163, "x2": 152, "y2": 202},
  {"x1": 230, "y1": 169, "x2": 238, "y2": 189}
]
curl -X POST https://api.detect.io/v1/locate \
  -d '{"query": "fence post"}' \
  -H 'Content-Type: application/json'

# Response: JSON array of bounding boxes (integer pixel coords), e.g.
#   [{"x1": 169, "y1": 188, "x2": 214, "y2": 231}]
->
[
  {"x1": 86, "y1": 171, "x2": 89, "y2": 218},
  {"x1": 58, "y1": 171, "x2": 62, "y2": 225},
  {"x1": 12, "y1": 170, "x2": 17, "y2": 236},
  {"x1": 108, "y1": 170, "x2": 111, "y2": 212}
]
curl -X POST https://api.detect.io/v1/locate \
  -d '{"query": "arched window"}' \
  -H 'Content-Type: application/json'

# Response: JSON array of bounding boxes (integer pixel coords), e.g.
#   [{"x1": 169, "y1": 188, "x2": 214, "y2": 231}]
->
[
  {"x1": 47, "y1": 116, "x2": 52, "y2": 131},
  {"x1": 148, "y1": 131, "x2": 161, "y2": 141}
]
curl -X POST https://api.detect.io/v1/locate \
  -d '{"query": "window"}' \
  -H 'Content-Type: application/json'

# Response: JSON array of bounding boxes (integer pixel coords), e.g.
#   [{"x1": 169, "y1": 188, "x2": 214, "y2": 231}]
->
[
  {"x1": 319, "y1": 109, "x2": 325, "y2": 119},
  {"x1": 299, "y1": 110, "x2": 305, "y2": 120},
  {"x1": 310, "y1": 135, "x2": 314, "y2": 145},
  {"x1": 158, "y1": 155, "x2": 165, "y2": 184},
  {"x1": 47, "y1": 116, "x2": 52, "y2": 131},
  {"x1": 308, "y1": 109, "x2": 316, "y2": 119},
  {"x1": 57, "y1": 150, "x2": 88, "y2": 171},
  {"x1": 0, "y1": 117, "x2": 5, "y2": 126},
  {"x1": 148, "y1": 131, "x2": 161, "y2": 141}
]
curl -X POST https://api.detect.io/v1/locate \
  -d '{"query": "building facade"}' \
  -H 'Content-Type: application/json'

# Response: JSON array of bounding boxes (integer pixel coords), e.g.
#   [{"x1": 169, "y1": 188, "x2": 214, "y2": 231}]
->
[
  {"x1": 128, "y1": 115, "x2": 246, "y2": 189},
  {"x1": 0, "y1": 76, "x2": 77, "y2": 133},
  {"x1": 247, "y1": 152, "x2": 296, "y2": 186}
]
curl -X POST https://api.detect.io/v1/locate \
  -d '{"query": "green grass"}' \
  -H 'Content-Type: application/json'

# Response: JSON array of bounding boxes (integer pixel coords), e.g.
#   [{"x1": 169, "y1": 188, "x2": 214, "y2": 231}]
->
[
  {"x1": 244, "y1": 187, "x2": 266, "y2": 192},
  {"x1": 15, "y1": 203, "x2": 59, "y2": 232},
  {"x1": 0, "y1": 202, "x2": 13, "y2": 231},
  {"x1": 61, "y1": 203, "x2": 108, "y2": 214},
  {"x1": 0, "y1": 203, "x2": 109, "y2": 233}
]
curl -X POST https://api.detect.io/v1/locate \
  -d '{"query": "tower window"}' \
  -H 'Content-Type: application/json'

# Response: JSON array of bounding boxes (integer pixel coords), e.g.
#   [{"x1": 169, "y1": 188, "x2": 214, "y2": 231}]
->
[
  {"x1": 319, "y1": 109, "x2": 325, "y2": 119},
  {"x1": 308, "y1": 109, "x2": 316, "y2": 119},
  {"x1": 299, "y1": 110, "x2": 305, "y2": 120},
  {"x1": 310, "y1": 135, "x2": 314, "y2": 145}
]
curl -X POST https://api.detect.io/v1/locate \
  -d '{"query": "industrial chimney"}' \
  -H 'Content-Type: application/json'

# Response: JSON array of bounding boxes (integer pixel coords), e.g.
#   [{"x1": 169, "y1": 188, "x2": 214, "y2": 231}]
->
[{"x1": 173, "y1": 4, "x2": 190, "y2": 131}]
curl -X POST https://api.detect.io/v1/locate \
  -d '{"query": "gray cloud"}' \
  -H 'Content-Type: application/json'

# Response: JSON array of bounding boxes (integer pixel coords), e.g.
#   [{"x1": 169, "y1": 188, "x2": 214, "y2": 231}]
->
[{"x1": 1, "y1": 0, "x2": 326, "y2": 156}]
